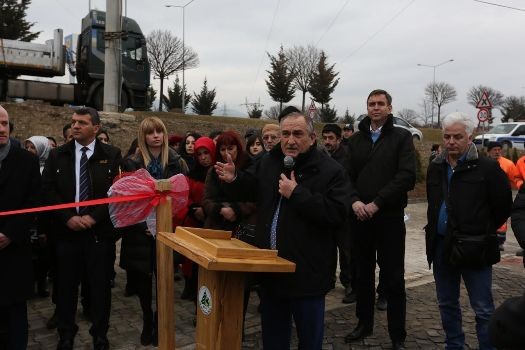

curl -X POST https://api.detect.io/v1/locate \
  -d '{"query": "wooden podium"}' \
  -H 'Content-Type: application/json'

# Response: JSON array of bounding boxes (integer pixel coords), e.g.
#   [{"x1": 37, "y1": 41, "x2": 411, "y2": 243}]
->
[{"x1": 155, "y1": 199, "x2": 295, "y2": 349}]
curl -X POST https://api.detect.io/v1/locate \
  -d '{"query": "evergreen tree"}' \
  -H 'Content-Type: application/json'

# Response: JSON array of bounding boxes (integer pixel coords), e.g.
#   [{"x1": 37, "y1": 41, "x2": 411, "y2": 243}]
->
[
  {"x1": 191, "y1": 78, "x2": 218, "y2": 115},
  {"x1": 339, "y1": 108, "x2": 355, "y2": 125},
  {"x1": 248, "y1": 105, "x2": 263, "y2": 119},
  {"x1": 167, "y1": 75, "x2": 191, "y2": 111},
  {"x1": 265, "y1": 46, "x2": 295, "y2": 112},
  {"x1": 0, "y1": 0, "x2": 41, "y2": 41},
  {"x1": 308, "y1": 51, "x2": 339, "y2": 110},
  {"x1": 146, "y1": 85, "x2": 156, "y2": 110},
  {"x1": 320, "y1": 103, "x2": 337, "y2": 123}
]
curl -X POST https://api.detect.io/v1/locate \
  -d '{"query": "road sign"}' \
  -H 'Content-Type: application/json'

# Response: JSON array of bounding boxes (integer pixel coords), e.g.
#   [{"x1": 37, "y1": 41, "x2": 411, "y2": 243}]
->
[
  {"x1": 308, "y1": 101, "x2": 317, "y2": 119},
  {"x1": 476, "y1": 91, "x2": 493, "y2": 109},
  {"x1": 477, "y1": 108, "x2": 489, "y2": 122}
]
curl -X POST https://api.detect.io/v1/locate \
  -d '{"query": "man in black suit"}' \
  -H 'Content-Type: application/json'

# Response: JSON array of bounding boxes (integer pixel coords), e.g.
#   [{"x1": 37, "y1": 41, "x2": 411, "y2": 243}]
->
[
  {"x1": 42, "y1": 107, "x2": 121, "y2": 350},
  {"x1": 0, "y1": 105, "x2": 41, "y2": 350}
]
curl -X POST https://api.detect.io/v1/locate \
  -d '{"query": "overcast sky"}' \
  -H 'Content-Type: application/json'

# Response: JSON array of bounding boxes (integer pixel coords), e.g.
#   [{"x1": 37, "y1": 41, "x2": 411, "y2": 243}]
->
[{"x1": 26, "y1": 0, "x2": 525, "y2": 121}]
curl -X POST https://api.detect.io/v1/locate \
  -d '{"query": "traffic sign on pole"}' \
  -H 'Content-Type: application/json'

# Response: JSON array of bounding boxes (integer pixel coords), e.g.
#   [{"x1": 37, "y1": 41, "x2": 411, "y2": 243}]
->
[
  {"x1": 476, "y1": 91, "x2": 493, "y2": 109},
  {"x1": 477, "y1": 108, "x2": 489, "y2": 122}
]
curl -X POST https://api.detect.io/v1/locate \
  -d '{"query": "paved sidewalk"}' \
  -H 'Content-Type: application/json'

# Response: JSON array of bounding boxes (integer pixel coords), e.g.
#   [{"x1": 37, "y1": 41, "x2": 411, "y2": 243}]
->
[{"x1": 27, "y1": 201, "x2": 525, "y2": 349}]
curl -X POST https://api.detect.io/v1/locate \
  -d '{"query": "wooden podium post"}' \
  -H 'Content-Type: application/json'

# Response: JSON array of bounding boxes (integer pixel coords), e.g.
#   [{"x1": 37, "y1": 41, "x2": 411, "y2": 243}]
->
[
  {"x1": 155, "y1": 180, "x2": 175, "y2": 349},
  {"x1": 156, "y1": 225, "x2": 295, "y2": 350}
]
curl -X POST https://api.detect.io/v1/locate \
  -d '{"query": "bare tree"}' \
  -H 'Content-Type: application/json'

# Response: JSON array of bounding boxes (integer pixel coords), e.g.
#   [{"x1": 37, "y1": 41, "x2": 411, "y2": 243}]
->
[
  {"x1": 264, "y1": 105, "x2": 285, "y2": 120},
  {"x1": 285, "y1": 45, "x2": 320, "y2": 112},
  {"x1": 425, "y1": 82, "x2": 457, "y2": 127},
  {"x1": 419, "y1": 98, "x2": 433, "y2": 126},
  {"x1": 147, "y1": 30, "x2": 199, "y2": 111},
  {"x1": 397, "y1": 108, "x2": 423, "y2": 126},
  {"x1": 467, "y1": 85, "x2": 504, "y2": 125}
]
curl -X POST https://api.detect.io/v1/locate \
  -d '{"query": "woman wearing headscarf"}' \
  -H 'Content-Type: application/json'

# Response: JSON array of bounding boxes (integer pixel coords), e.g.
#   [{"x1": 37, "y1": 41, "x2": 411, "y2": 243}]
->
[{"x1": 24, "y1": 136, "x2": 52, "y2": 297}]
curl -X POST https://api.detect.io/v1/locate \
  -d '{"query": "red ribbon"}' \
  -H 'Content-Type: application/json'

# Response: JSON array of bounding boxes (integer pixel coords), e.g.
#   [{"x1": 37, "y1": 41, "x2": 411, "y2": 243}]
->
[{"x1": 0, "y1": 193, "x2": 160, "y2": 217}]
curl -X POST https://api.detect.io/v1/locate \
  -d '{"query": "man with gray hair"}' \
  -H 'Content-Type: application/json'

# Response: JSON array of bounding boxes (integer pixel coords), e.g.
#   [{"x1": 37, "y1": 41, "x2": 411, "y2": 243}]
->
[
  {"x1": 426, "y1": 112, "x2": 512, "y2": 350},
  {"x1": 215, "y1": 106, "x2": 351, "y2": 349}
]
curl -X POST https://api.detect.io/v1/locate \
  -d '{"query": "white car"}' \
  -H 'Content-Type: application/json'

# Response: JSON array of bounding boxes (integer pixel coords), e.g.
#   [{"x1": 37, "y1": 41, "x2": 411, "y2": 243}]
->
[
  {"x1": 474, "y1": 122, "x2": 525, "y2": 150},
  {"x1": 354, "y1": 115, "x2": 423, "y2": 141}
]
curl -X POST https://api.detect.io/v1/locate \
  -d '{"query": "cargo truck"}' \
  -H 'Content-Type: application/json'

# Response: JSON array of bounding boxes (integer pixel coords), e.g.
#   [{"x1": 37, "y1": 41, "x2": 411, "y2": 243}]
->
[{"x1": 0, "y1": 10, "x2": 150, "y2": 111}]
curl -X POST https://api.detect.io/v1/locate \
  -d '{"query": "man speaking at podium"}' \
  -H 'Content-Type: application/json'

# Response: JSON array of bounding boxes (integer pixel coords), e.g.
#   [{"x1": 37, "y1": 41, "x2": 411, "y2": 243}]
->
[{"x1": 215, "y1": 106, "x2": 351, "y2": 349}]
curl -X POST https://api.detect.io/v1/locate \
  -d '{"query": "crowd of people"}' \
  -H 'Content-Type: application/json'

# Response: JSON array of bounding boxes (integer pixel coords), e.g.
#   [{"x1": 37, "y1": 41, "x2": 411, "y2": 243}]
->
[{"x1": 0, "y1": 87, "x2": 524, "y2": 350}]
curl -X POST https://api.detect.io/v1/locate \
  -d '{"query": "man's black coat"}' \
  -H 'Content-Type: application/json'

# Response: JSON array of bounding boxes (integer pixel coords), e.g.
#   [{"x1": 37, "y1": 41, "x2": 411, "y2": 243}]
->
[
  {"x1": 425, "y1": 145, "x2": 512, "y2": 267},
  {"x1": 0, "y1": 146, "x2": 41, "y2": 305},
  {"x1": 227, "y1": 144, "x2": 352, "y2": 297},
  {"x1": 41, "y1": 140, "x2": 122, "y2": 240}
]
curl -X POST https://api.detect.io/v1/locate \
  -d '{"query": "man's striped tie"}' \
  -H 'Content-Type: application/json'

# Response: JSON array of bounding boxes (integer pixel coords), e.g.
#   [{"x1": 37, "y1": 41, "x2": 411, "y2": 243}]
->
[{"x1": 79, "y1": 146, "x2": 90, "y2": 214}]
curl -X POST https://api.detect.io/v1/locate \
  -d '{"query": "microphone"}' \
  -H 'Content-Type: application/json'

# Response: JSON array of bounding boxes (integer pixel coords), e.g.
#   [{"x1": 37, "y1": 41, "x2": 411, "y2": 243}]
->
[{"x1": 283, "y1": 155, "x2": 295, "y2": 178}]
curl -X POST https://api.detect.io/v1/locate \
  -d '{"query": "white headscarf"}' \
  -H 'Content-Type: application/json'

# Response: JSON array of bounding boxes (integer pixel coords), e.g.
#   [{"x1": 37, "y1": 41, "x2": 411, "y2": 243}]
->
[{"x1": 25, "y1": 136, "x2": 52, "y2": 173}]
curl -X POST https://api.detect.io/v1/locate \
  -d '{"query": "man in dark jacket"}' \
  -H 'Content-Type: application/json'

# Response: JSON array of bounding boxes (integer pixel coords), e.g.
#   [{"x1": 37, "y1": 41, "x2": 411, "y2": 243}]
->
[
  {"x1": 321, "y1": 123, "x2": 356, "y2": 304},
  {"x1": 0, "y1": 105, "x2": 41, "y2": 350},
  {"x1": 42, "y1": 107, "x2": 122, "y2": 350},
  {"x1": 426, "y1": 112, "x2": 511, "y2": 350},
  {"x1": 488, "y1": 185, "x2": 525, "y2": 349},
  {"x1": 216, "y1": 106, "x2": 351, "y2": 349},
  {"x1": 345, "y1": 90, "x2": 416, "y2": 350}
]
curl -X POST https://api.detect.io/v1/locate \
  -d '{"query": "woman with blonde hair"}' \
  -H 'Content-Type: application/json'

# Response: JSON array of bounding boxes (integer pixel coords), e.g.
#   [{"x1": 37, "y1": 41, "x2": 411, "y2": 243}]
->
[{"x1": 120, "y1": 116, "x2": 188, "y2": 346}]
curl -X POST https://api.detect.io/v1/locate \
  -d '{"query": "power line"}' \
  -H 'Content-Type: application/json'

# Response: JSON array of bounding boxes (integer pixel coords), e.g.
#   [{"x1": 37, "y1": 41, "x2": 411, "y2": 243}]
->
[
  {"x1": 251, "y1": 0, "x2": 281, "y2": 96},
  {"x1": 340, "y1": 0, "x2": 417, "y2": 64},
  {"x1": 473, "y1": 0, "x2": 525, "y2": 12},
  {"x1": 315, "y1": 0, "x2": 352, "y2": 47}
]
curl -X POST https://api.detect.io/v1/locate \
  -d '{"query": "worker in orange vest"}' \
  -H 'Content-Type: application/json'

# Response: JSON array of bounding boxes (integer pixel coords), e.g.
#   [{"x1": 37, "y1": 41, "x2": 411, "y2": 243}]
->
[{"x1": 487, "y1": 141, "x2": 522, "y2": 251}]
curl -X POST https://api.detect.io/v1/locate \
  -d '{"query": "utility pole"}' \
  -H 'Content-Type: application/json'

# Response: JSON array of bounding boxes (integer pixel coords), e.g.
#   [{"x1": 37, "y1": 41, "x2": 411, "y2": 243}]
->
[
  {"x1": 241, "y1": 97, "x2": 264, "y2": 117},
  {"x1": 103, "y1": 0, "x2": 122, "y2": 112},
  {"x1": 417, "y1": 59, "x2": 454, "y2": 127},
  {"x1": 165, "y1": 0, "x2": 196, "y2": 114}
]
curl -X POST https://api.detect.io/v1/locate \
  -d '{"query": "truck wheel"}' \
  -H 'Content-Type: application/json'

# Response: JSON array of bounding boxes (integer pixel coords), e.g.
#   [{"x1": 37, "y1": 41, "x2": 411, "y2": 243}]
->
[{"x1": 92, "y1": 87, "x2": 104, "y2": 111}]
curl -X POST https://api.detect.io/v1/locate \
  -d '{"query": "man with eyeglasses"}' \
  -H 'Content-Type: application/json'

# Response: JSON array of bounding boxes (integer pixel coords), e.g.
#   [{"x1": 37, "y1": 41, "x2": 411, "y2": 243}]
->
[{"x1": 261, "y1": 123, "x2": 281, "y2": 151}]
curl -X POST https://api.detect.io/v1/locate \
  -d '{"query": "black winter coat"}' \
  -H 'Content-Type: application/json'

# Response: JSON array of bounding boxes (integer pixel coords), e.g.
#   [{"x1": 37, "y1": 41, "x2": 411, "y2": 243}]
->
[
  {"x1": 425, "y1": 144, "x2": 512, "y2": 267},
  {"x1": 227, "y1": 144, "x2": 352, "y2": 297},
  {"x1": 0, "y1": 146, "x2": 41, "y2": 305},
  {"x1": 41, "y1": 140, "x2": 122, "y2": 240},
  {"x1": 119, "y1": 149, "x2": 188, "y2": 274},
  {"x1": 347, "y1": 115, "x2": 416, "y2": 215}
]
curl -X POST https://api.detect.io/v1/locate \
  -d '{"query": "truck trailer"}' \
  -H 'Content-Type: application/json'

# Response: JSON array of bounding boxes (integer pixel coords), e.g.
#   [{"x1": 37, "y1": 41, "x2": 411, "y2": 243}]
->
[{"x1": 0, "y1": 10, "x2": 150, "y2": 111}]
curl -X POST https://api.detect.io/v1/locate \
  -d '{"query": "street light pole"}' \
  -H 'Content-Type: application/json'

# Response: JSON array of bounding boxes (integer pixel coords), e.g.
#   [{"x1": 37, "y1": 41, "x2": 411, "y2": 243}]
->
[
  {"x1": 417, "y1": 59, "x2": 454, "y2": 126},
  {"x1": 166, "y1": 0, "x2": 195, "y2": 114}
]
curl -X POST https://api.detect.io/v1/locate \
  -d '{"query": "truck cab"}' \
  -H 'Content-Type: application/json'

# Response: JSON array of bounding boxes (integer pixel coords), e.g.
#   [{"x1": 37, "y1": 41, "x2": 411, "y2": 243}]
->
[{"x1": 77, "y1": 10, "x2": 150, "y2": 110}]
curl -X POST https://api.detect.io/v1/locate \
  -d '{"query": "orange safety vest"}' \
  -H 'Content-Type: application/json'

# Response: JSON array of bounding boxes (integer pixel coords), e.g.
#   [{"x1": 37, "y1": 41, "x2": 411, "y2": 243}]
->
[{"x1": 497, "y1": 156, "x2": 523, "y2": 190}]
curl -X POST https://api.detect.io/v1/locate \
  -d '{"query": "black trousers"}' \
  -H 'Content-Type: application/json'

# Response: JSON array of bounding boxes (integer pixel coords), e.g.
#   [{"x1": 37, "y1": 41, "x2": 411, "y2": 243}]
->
[
  {"x1": 128, "y1": 269, "x2": 155, "y2": 326},
  {"x1": 334, "y1": 226, "x2": 354, "y2": 289},
  {"x1": 353, "y1": 214, "x2": 407, "y2": 342},
  {"x1": 55, "y1": 234, "x2": 113, "y2": 340},
  {"x1": 0, "y1": 302, "x2": 28, "y2": 350}
]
